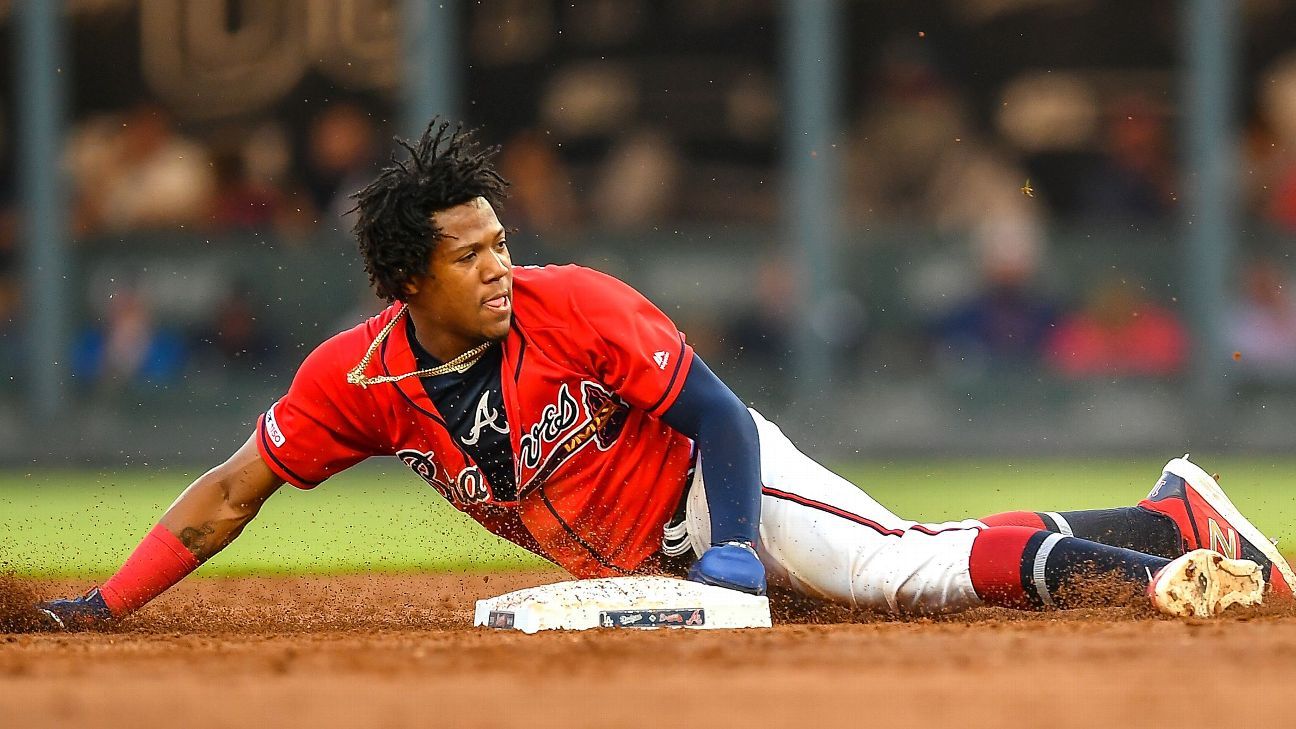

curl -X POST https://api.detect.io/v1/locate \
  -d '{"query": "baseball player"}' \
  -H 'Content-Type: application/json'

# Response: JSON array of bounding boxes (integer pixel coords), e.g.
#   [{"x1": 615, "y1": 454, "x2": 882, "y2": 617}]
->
[{"x1": 35, "y1": 121, "x2": 1293, "y2": 629}]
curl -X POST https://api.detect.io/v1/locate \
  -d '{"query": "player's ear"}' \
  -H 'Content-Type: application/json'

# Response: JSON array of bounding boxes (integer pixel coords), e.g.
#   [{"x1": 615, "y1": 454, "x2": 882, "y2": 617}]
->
[{"x1": 402, "y1": 276, "x2": 422, "y2": 298}]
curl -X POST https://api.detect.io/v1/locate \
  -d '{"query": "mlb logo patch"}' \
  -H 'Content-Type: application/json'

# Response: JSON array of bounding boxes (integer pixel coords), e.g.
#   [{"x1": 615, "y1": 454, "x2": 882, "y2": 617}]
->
[{"x1": 265, "y1": 405, "x2": 286, "y2": 447}]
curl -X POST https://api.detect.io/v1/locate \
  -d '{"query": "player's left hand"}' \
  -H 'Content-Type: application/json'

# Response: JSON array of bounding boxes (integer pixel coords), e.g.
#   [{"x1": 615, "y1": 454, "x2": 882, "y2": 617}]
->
[
  {"x1": 688, "y1": 541, "x2": 767, "y2": 595},
  {"x1": 35, "y1": 588, "x2": 114, "y2": 632}
]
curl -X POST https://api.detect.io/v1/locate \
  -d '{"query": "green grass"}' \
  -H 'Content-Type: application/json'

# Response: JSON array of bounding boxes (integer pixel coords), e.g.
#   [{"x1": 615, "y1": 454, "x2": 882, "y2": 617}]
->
[
  {"x1": 0, "y1": 465, "x2": 550, "y2": 577},
  {"x1": 4, "y1": 457, "x2": 1296, "y2": 578}
]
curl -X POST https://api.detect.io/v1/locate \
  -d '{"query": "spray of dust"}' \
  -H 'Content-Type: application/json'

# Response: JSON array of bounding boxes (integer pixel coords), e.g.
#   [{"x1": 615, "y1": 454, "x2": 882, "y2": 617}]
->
[{"x1": 0, "y1": 574, "x2": 50, "y2": 633}]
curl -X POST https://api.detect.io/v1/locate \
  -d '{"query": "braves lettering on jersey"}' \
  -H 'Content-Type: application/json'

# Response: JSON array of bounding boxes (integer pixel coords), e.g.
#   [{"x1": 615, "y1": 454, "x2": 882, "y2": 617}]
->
[{"x1": 255, "y1": 265, "x2": 696, "y2": 577}]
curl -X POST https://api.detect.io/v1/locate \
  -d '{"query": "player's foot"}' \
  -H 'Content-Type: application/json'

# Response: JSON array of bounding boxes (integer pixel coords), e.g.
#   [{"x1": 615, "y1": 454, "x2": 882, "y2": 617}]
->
[
  {"x1": 1149, "y1": 549, "x2": 1264, "y2": 618},
  {"x1": 1139, "y1": 455, "x2": 1296, "y2": 597}
]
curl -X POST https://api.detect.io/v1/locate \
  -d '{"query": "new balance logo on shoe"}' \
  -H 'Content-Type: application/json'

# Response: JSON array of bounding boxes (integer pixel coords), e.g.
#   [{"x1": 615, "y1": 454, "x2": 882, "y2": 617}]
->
[{"x1": 1209, "y1": 518, "x2": 1239, "y2": 559}]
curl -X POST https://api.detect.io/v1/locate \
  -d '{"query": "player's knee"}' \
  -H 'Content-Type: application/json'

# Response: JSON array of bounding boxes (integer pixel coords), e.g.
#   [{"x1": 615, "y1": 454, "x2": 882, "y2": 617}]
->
[
  {"x1": 968, "y1": 526, "x2": 1049, "y2": 609},
  {"x1": 977, "y1": 510, "x2": 1048, "y2": 530}
]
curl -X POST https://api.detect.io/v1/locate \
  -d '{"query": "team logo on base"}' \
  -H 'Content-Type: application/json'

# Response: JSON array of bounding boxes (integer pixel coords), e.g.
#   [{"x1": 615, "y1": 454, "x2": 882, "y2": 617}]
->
[
  {"x1": 599, "y1": 609, "x2": 705, "y2": 628},
  {"x1": 485, "y1": 611, "x2": 516, "y2": 628}
]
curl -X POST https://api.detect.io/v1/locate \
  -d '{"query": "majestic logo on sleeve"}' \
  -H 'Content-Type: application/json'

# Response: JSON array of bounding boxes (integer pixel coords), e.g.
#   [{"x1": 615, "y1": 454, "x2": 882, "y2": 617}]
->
[
  {"x1": 517, "y1": 382, "x2": 629, "y2": 496},
  {"x1": 462, "y1": 390, "x2": 509, "y2": 447}
]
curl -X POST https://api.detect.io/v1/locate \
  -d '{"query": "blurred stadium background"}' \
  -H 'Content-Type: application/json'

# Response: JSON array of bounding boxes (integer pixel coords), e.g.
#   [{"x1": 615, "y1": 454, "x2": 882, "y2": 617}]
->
[{"x1": 1, "y1": 0, "x2": 1295, "y2": 469}]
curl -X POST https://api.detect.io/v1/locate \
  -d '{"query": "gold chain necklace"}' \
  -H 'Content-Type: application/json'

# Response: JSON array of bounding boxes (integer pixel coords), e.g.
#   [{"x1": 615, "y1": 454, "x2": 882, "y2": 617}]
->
[{"x1": 346, "y1": 305, "x2": 494, "y2": 388}]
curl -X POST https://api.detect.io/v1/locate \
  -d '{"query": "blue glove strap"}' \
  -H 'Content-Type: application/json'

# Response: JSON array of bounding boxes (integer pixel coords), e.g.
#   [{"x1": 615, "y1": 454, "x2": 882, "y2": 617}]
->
[
  {"x1": 688, "y1": 542, "x2": 767, "y2": 595},
  {"x1": 38, "y1": 588, "x2": 114, "y2": 630}
]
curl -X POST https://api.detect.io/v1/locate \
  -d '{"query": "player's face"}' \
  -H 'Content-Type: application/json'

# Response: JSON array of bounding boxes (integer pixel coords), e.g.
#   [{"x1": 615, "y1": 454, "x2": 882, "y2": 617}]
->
[{"x1": 404, "y1": 197, "x2": 513, "y2": 359}]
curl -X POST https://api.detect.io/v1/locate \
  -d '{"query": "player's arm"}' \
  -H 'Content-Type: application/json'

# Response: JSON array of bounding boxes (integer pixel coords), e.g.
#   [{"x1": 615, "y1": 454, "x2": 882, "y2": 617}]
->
[
  {"x1": 661, "y1": 353, "x2": 766, "y2": 594},
  {"x1": 563, "y1": 268, "x2": 765, "y2": 592},
  {"x1": 157, "y1": 434, "x2": 284, "y2": 561},
  {"x1": 36, "y1": 435, "x2": 284, "y2": 630}
]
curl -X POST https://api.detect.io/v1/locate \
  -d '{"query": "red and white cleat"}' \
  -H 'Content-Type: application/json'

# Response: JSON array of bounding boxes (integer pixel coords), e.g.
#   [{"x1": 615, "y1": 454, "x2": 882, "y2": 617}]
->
[
  {"x1": 1149, "y1": 549, "x2": 1264, "y2": 618},
  {"x1": 1140, "y1": 455, "x2": 1296, "y2": 597}
]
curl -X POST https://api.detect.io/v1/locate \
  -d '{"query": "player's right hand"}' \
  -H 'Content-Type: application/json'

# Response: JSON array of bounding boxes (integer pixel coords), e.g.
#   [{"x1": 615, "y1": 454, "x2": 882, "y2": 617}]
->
[
  {"x1": 688, "y1": 541, "x2": 767, "y2": 595},
  {"x1": 36, "y1": 588, "x2": 114, "y2": 631}
]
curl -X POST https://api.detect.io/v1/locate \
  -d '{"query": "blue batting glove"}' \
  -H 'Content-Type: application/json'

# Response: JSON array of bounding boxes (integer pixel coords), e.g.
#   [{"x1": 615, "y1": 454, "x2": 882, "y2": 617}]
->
[
  {"x1": 688, "y1": 541, "x2": 767, "y2": 595},
  {"x1": 36, "y1": 588, "x2": 114, "y2": 632}
]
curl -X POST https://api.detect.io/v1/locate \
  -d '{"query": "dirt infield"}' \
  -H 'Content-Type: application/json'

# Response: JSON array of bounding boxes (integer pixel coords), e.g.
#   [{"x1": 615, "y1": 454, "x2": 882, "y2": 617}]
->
[{"x1": 3, "y1": 572, "x2": 1296, "y2": 729}]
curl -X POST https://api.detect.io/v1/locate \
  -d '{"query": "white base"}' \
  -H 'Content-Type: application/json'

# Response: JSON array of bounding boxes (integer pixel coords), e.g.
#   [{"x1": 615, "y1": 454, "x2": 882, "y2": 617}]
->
[{"x1": 473, "y1": 576, "x2": 772, "y2": 634}]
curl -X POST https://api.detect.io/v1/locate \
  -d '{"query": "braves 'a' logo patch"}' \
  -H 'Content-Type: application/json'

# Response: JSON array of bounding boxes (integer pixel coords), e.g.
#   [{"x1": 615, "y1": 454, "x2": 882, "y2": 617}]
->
[
  {"x1": 397, "y1": 449, "x2": 491, "y2": 506},
  {"x1": 462, "y1": 390, "x2": 508, "y2": 447}
]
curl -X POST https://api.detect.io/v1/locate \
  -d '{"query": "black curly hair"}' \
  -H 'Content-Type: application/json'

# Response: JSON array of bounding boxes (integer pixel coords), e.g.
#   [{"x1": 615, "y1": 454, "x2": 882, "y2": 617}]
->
[{"x1": 351, "y1": 119, "x2": 510, "y2": 302}]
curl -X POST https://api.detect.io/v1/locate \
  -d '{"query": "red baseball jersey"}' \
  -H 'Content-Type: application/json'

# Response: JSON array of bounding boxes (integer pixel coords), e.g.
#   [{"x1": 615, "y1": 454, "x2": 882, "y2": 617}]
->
[{"x1": 255, "y1": 264, "x2": 697, "y2": 577}]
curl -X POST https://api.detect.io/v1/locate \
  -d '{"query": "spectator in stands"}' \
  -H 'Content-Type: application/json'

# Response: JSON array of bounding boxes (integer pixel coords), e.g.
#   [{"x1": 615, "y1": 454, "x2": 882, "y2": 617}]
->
[
  {"x1": 1046, "y1": 277, "x2": 1188, "y2": 379},
  {"x1": 1074, "y1": 94, "x2": 1175, "y2": 221},
  {"x1": 207, "y1": 147, "x2": 285, "y2": 232},
  {"x1": 204, "y1": 135, "x2": 315, "y2": 239},
  {"x1": 847, "y1": 39, "x2": 942, "y2": 218},
  {"x1": 1227, "y1": 258, "x2": 1296, "y2": 382},
  {"x1": 1252, "y1": 52, "x2": 1296, "y2": 232},
  {"x1": 497, "y1": 128, "x2": 582, "y2": 235},
  {"x1": 192, "y1": 287, "x2": 276, "y2": 372},
  {"x1": 725, "y1": 257, "x2": 797, "y2": 368},
  {"x1": 304, "y1": 103, "x2": 380, "y2": 232},
  {"x1": 934, "y1": 232, "x2": 1058, "y2": 374},
  {"x1": 846, "y1": 37, "x2": 1023, "y2": 229},
  {"x1": 590, "y1": 126, "x2": 683, "y2": 229},
  {"x1": 65, "y1": 103, "x2": 215, "y2": 236},
  {"x1": 850, "y1": 37, "x2": 1050, "y2": 373},
  {"x1": 72, "y1": 284, "x2": 186, "y2": 390}
]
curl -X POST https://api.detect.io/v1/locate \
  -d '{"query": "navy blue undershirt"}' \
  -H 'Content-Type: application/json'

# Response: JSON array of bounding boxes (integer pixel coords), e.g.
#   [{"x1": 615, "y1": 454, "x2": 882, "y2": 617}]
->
[
  {"x1": 406, "y1": 317, "x2": 518, "y2": 501},
  {"x1": 661, "y1": 353, "x2": 762, "y2": 546}
]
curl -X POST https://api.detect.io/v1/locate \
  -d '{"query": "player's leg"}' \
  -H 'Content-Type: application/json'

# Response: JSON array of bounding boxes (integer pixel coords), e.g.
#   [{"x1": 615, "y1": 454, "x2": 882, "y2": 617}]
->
[
  {"x1": 968, "y1": 525, "x2": 1218, "y2": 612},
  {"x1": 981, "y1": 456, "x2": 1296, "y2": 596},
  {"x1": 682, "y1": 409, "x2": 984, "y2": 613},
  {"x1": 978, "y1": 507, "x2": 1182, "y2": 557},
  {"x1": 683, "y1": 411, "x2": 1262, "y2": 615}
]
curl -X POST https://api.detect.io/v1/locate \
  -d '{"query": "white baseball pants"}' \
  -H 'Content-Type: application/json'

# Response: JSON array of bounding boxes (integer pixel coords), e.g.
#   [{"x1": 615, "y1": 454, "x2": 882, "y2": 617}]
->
[{"x1": 683, "y1": 409, "x2": 987, "y2": 614}]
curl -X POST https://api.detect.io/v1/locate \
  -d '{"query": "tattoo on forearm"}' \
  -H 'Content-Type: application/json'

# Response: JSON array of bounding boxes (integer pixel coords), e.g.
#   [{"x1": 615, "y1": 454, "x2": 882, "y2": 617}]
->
[{"x1": 178, "y1": 522, "x2": 217, "y2": 558}]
